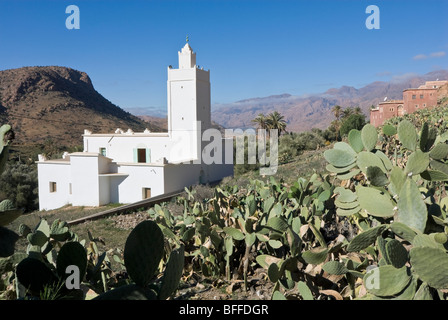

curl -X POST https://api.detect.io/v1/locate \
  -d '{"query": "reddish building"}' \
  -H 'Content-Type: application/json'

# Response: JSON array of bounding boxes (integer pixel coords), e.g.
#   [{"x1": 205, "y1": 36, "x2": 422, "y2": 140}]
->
[
  {"x1": 402, "y1": 82, "x2": 441, "y2": 114},
  {"x1": 370, "y1": 100, "x2": 404, "y2": 127},
  {"x1": 370, "y1": 80, "x2": 447, "y2": 127}
]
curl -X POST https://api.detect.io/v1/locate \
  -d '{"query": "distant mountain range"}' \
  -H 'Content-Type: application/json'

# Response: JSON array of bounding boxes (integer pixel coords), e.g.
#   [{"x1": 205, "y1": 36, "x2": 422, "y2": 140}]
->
[
  {"x1": 210, "y1": 70, "x2": 448, "y2": 132},
  {"x1": 1, "y1": 66, "x2": 447, "y2": 153},
  {"x1": 0, "y1": 66, "x2": 163, "y2": 148}
]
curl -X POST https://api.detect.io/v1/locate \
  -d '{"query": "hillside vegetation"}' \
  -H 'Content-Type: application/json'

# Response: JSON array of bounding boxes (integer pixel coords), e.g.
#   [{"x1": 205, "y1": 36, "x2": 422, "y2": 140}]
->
[
  {"x1": 0, "y1": 66, "x2": 163, "y2": 159},
  {"x1": 2, "y1": 80, "x2": 448, "y2": 300},
  {"x1": 3, "y1": 101, "x2": 448, "y2": 300}
]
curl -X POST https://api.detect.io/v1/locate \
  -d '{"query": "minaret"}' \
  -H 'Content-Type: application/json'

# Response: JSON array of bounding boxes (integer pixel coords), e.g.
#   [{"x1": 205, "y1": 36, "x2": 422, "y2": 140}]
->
[
  {"x1": 178, "y1": 41, "x2": 196, "y2": 69},
  {"x1": 167, "y1": 40, "x2": 211, "y2": 161}
]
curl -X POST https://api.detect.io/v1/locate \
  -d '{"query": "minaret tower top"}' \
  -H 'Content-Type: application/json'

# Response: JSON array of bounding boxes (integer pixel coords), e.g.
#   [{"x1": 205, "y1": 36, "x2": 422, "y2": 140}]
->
[{"x1": 178, "y1": 40, "x2": 196, "y2": 69}]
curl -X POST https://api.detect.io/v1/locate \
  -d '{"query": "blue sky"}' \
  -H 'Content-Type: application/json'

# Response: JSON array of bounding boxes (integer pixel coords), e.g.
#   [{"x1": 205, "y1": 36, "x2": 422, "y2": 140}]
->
[{"x1": 1, "y1": 0, "x2": 447, "y2": 116}]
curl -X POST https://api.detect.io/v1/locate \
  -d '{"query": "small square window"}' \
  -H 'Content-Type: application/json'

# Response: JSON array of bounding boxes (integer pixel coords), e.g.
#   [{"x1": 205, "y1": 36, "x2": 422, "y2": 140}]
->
[
  {"x1": 142, "y1": 188, "x2": 151, "y2": 199},
  {"x1": 420, "y1": 94, "x2": 424, "y2": 99},
  {"x1": 412, "y1": 95, "x2": 416, "y2": 99},
  {"x1": 100, "y1": 147, "x2": 106, "y2": 156},
  {"x1": 50, "y1": 182, "x2": 57, "y2": 193}
]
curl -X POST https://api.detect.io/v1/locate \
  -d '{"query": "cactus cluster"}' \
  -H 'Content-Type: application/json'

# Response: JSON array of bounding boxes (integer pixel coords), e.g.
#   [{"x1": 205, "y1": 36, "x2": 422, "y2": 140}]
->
[
  {"x1": 324, "y1": 119, "x2": 448, "y2": 299},
  {"x1": 1, "y1": 218, "x2": 184, "y2": 300},
  {"x1": 10, "y1": 218, "x2": 87, "y2": 298},
  {"x1": 3, "y1": 116, "x2": 448, "y2": 300},
  {"x1": 93, "y1": 220, "x2": 184, "y2": 300}
]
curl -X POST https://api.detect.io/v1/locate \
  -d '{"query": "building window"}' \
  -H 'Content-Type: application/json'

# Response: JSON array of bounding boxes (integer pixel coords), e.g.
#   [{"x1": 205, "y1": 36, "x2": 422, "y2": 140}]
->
[
  {"x1": 137, "y1": 148, "x2": 146, "y2": 163},
  {"x1": 69, "y1": 183, "x2": 72, "y2": 195},
  {"x1": 133, "y1": 148, "x2": 151, "y2": 163},
  {"x1": 142, "y1": 188, "x2": 151, "y2": 199},
  {"x1": 100, "y1": 147, "x2": 106, "y2": 156},
  {"x1": 415, "y1": 104, "x2": 419, "y2": 108},
  {"x1": 423, "y1": 104, "x2": 426, "y2": 107},
  {"x1": 49, "y1": 182, "x2": 57, "y2": 193},
  {"x1": 420, "y1": 94, "x2": 424, "y2": 99},
  {"x1": 412, "y1": 95, "x2": 416, "y2": 99}
]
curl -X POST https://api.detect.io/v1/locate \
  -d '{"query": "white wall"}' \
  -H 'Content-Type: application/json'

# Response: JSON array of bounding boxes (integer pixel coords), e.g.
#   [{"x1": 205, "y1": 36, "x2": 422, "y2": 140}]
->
[
  {"x1": 84, "y1": 134, "x2": 173, "y2": 164},
  {"x1": 98, "y1": 176, "x2": 110, "y2": 205},
  {"x1": 70, "y1": 154, "x2": 100, "y2": 207},
  {"x1": 196, "y1": 70, "x2": 211, "y2": 130},
  {"x1": 115, "y1": 164, "x2": 165, "y2": 203},
  {"x1": 37, "y1": 162, "x2": 71, "y2": 211}
]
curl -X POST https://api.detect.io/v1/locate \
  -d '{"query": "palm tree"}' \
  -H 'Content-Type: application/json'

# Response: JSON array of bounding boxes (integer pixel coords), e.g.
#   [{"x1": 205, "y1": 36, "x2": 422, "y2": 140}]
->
[
  {"x1": 332, "y1": 105, "x2": 342, "y2": 121},
  {"x1": 331, "y1": 105, "x2": 342, "y2": 141},
  {"x1": 341, "y1": 107, "x2": 354, "y2": 119},
  {"x1": 251, "y1": 113, "x2": 268, "y2": 130},
  {"x1": 354, "y1": 106, "x2": 362, "y2": 115},
  {"x1": 267, "y1": 111, "x2": 287, "y2": 135}
]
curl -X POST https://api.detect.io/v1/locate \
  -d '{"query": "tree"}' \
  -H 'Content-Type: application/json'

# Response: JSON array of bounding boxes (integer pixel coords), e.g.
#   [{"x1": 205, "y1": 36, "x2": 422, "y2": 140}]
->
[
  {"x1": 266, "y1": 111, "x2": 287, "y2": 135},
  {"x1": 353, "y1": 106, "x2": 362, "y2": 115},
  {"x1": 339, "y1": 113, "x2": 366, "y2": 137},
  {"x1": 0, "y1": 162, "x2": 38, "y2": 212},
  {"x1": 331, "y1": 105, "x2": 342, "y2": 121},
  {"x1": 341, "y1": 107, "x2": 354, "y2": 119},
  {"x1": 331, "y1": 105, "x2": 343, "y2": 141},
  {"x1": 251, "y1": 113, "x2": 268, "y2": 130}
]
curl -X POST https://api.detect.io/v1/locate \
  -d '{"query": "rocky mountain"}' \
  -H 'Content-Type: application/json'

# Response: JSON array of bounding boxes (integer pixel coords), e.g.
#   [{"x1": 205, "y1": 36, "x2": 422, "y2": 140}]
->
[
  {"x1": 0, "y1": 66, "x2": 163, "y2": 149},
  {"x1": 211, "y1": 70, "x2": 448, "y2": 132}
]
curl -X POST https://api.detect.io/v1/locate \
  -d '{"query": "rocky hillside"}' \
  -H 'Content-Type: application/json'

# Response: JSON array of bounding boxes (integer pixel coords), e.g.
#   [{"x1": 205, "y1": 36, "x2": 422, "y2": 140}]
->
[
  {"x1": 0, "y1": 66, "x2": 163, "y2": 149},
  {"x1": 211, "y1": 70, "x2": 448, "y2": 132}
]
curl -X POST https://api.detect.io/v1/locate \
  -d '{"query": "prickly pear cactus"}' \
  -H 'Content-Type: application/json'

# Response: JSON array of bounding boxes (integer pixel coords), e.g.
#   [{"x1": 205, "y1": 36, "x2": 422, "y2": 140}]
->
[
  {"x1": 94, "y1": 220, "x2": 184, "y2": 300},
  {"x1": 123, "y1": 220, "x2": 165, "y2": 287},
  {"x1": 326, "y1": 119, "x2": 448, "y2": 299}
]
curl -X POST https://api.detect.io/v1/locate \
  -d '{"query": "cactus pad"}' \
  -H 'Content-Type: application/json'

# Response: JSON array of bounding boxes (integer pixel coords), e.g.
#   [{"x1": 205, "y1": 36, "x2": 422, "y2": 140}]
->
[
  {"x1": 363, "y1": 265, "x2": 411, "y2": 297},
  {"x1": 390, "y1": 222, "x2": 417, "y2": 242},
  {"x1": 397, "y1": 179, "x2": 428, "y2": 233},
  {"x1": 158, "y1": 245, "x2": 185, "y2": 300},
  {"x1": 398, "y1": 120, "x2": 418, "y2": 151},
  {"x1": 361, "y1": 124, "x2": 378, "y2": 151},
  {"x1": 409, "y1": 247, "x2": 448, "y2": 289},
  {"x1": 356, "y1": 186, "x2": 394, "y2": 218},
  {"x1": 324, "y1": 149, "x2": 356, "y2": 168},
  {"x1": 322, "y1": 260, "x2": 349, "y2": 275},
  {"x1": 124, "y1": 220, "x2": 165, "y2": 287},
  {"x1": 348, "y1": 129, "x2": 364, "y2": 152},
  {"x1": 56, "y1": 241, "x2": 87, "y2": 282},
  {"x1": 385, "y1": 239, "x2": 408, "y2": 268},
  {"x1": 347, "y1": 225, "x2": 388, "y2": 252},
  {"x1": 404, "y1": 150, "x2": 429, "y2": 175},
  {"x1": 16, "y1": 257, "x2": 57, "y2": 295}
]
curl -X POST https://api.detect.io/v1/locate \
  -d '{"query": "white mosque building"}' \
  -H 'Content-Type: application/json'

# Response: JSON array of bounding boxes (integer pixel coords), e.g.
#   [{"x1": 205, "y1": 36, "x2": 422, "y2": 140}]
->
[{"x1": 37, "y1": 42, "x2": 234, "y2": 211}]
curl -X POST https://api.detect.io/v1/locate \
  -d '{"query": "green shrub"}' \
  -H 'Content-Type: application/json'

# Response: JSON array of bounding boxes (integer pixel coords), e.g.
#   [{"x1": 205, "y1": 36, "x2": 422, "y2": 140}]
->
[{"x1": 0, "y1": 162, "x2": 38, "y2": 212}]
